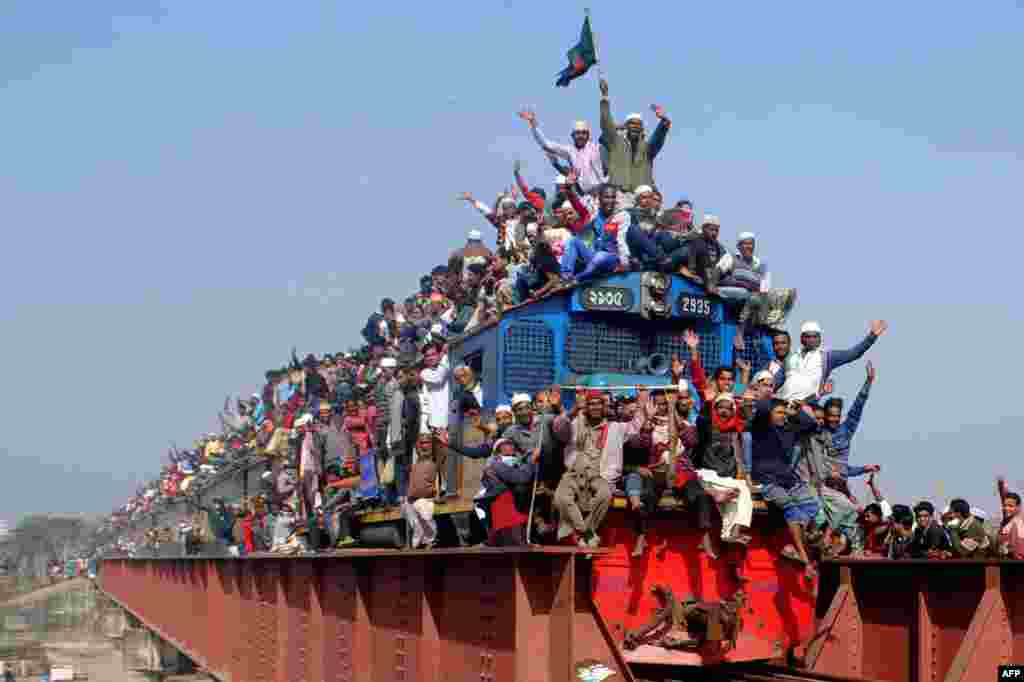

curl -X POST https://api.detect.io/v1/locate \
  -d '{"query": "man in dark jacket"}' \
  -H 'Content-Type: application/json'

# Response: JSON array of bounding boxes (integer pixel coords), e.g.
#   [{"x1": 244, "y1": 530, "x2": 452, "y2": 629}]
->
[
  {"x1": 388, "y1": 366, "x2": 423, "y2": 501},
  {"x1": 748, "y1": 398, "x2": 820, "y2": 577}
]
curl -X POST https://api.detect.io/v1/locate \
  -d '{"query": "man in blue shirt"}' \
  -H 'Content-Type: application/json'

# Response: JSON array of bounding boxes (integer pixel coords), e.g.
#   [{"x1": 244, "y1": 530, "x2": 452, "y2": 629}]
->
[{"x1": 560, "y1": 185, "x2": 626, "y2": 283}]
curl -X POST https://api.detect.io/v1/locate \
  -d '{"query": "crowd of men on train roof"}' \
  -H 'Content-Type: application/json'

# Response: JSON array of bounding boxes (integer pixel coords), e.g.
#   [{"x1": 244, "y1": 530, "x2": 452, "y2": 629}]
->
[{"x1": 95, "y1": 77, "x2": 1024, "y2": 575}]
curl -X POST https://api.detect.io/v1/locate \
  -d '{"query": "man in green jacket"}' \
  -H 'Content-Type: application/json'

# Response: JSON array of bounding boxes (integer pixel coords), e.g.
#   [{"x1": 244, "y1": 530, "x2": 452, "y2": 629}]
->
[
  {"x1": 947, "y1": 498, "x2": 991, "y2": 558},
  {"x1": 599, "y1": 77, "x2": 671, "y2": 208}
]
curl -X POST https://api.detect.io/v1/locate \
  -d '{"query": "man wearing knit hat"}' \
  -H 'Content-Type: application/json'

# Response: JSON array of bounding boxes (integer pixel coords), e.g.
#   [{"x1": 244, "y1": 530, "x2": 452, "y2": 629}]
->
[
  {"x1": 519, "y1": 109, "x2": 606, "y2": 195},
  {"x1": 774, "y1": 319, "x2": 888, "y2": 402},
  {"x1": 598, "y1": 77, "x2": 671, "y2": 207}
]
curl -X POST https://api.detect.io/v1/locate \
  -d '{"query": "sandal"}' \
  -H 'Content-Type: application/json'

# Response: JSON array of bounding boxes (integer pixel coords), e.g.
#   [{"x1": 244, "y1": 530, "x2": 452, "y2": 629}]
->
[{"x1": 780, "y1": 545, "x2": 807, "y2": 565}]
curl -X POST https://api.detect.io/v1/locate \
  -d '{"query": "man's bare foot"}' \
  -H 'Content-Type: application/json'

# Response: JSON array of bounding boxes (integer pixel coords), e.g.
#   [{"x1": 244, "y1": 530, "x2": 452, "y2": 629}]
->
[
  {"x1": 709, "y1": 488, "x2": 739, "y2": 504},
  {"x1": 701, "y1": 531, "x2": 719, "y2": 560},
  {"x1": 632, "y1": 534, "x2": 648, "y2": 557}
]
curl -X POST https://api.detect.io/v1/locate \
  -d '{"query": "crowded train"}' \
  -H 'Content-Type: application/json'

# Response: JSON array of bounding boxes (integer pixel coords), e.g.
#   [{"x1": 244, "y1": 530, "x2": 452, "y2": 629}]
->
[{"x1": 95, "y1": 76, "x2": 1024, "y2": 575}]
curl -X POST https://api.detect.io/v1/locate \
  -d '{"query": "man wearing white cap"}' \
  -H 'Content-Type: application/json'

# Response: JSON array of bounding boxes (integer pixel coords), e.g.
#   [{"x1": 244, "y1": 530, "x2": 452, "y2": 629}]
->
[
  {"x1": 518, "y1": 109, "x2": 606, "y2": 195},
  {"x1": 598, "y1": 77, "x2": 671, "y2": 205},
  {"x1": 461, "y1": 228, "x2": 492, "y2": 275},
  {"x1": 681, "y1": 215, "x2": 727, "y2": 292},
  {"x1": 623, "y1": 185, "x2": 666, "y2": 269},
  {"x1": 717, "y1": 232, "x2": 770, "y2": 303},
  {"x1": 774, "y1": 319, "x2": 888, "y2": 402}
]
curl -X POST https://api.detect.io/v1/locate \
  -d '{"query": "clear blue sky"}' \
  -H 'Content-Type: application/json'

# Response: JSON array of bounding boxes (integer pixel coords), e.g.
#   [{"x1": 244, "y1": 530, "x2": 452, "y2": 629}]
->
[{"x1": 1, "y1": 2, "x2": 1022, "y2": 523}]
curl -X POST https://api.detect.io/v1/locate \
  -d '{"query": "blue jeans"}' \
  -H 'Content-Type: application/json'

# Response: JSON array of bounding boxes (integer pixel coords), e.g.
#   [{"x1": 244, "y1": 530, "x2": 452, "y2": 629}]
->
[
  {"x1": 560, "y1": 237, "x2": 619, "y2": 281},
  {"x1": 717, "y1": 286, "x2": 752, "y2": 303},
  {"x1": 626, "y1": 225, "x2": 664, "y2": 269},
  {"x1": 624, "y1": 472, "x2": 645, "y2": 497},
  {"x1": 515, "y1": 268, "x2": 542, "y2": 302}
]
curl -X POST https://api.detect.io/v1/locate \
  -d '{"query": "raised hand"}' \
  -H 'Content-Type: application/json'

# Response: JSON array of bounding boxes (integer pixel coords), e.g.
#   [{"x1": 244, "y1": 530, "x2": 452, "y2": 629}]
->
[
  {"x1": 599, "y1": 79, "x2": 609, "y2": 97},
  {"x1": 733, "y1": 333, "x2": 746, "y2": 352},
  {"x1": 517, "y1": 109, "x2": 537, "y2": 126},
  {"x1": 459, "y1": 192, "x2": 473, "y2": 202},
  {"x1": 549, "y1": 384, "x2": 563, "y2": 411},
  {"x1": 637, "y1": 385, "x2": 651, "y2": 406},
  {"x1": 671, "y1": 354, "x2": 685, "y2": 377},
  {"x1": 870, "y1": 320, "x2": 888, "y2": 337},
  {"x1": 684, "y1": 329, "x2": 700, "y2": 351},
  {"x1": 651, "y1": 104, "x2": 666, "y2": 120},
  {"x1": 821, "y1": 379, "x2": 834, "y2": 396},
  {"x1": 564, "y1": 167, "x2": 579, "y2": 186},
  {"x1": 866, "y1": 360, "x2": 877, "y2": 384},
  {"x1": 513, "y1": 159, "x2": 522, "y2": 175},
  {"x1": 735, "y1": 357, "x2": 751, "y2": 373}
]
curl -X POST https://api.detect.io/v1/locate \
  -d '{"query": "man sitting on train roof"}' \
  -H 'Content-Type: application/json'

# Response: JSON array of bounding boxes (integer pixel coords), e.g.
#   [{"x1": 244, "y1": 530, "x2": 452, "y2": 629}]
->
[
  {"x1": 551, "y1": 386, "x2": 651, "y2": 548},
  {"x1": 560, "y1": 184, "x2": 628, "y2": 284},
  {"x1": 598, "y1": 77, "x2": 671, "y2": 209},
  {"x1": 680, "y1": 214, "x2": 727, "y2": 293},
  {"x1": 772, "y1": 319, "x2": 888, "y2": 403},
  {"x1": 716, "y1": 231, "x2": 797, "y2": 331},
  {"x1": 623, "y1": 185, "x2": 668, "y2": 271}
]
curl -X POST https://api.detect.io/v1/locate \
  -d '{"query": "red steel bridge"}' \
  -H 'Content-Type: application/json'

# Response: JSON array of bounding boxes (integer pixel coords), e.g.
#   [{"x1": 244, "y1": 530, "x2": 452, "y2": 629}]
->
[{"x1": 97, "y1": 550, "x2": 1023, "y2": 682}]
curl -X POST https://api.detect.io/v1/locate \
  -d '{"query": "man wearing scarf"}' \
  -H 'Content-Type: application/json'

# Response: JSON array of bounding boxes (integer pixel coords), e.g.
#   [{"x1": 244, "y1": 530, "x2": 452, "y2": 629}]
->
[
  {"x1": 552, "y1": 387, "x2": 650, "y2": 548},
  {"x1": 946, "y1": 498, "x2": 991, "y2": 558},
  {"x1": 694, "y1": 392, "x2": 755, "y2": 548}
]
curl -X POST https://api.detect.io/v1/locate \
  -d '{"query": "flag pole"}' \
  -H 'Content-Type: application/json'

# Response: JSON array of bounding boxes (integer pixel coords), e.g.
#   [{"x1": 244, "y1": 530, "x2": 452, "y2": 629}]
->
[{"x1": 586, "y1": 8, "x2": 605, "y2": 80}]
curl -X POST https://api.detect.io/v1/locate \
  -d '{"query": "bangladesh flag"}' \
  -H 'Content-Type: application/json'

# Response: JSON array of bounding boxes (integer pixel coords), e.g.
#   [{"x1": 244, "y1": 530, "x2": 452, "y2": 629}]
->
[{"x1": 555, "y1": 16, "x2": 597, "y2": 87}]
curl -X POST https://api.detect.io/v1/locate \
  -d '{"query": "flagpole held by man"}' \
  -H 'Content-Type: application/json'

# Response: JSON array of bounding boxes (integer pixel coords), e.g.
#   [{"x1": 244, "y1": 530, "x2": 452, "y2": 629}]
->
[{"x1": 555, "y1": 12, "x2": 598, "y2": 87}]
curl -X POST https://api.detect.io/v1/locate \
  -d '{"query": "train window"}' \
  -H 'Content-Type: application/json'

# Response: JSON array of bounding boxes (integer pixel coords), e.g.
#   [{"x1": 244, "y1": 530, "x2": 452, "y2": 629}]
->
[
  {"x1": 566, "y1": 318, "x2": 721, "y2": 378},
  {"x1": 503, "y1": 319, "x2": 555, "y2": 396}
]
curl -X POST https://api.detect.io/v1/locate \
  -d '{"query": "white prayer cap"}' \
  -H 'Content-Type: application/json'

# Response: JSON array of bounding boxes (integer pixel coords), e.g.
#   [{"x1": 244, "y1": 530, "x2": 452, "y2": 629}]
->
[
  {"x1": 573, "y1": 120, "x2": 590, "y2": 132},
  {"x1": 971, "y1": 507, "x2": 988, "y2": 520},
  {"x1": 379, "y1": 357, "x2": 397, "y2": 368},
  {"x1": 676, "y1": 378, "x2": 690, "y2": 393},
  {"x1": 737, "y1": 231, "x2": 756, "y2": 243},
  {"x1": 753, "y1": 370, "x2": 775, "y2": 384},
  {"x1": 555, "y1": 175, "x2": 566, "y2": 185},
  {"x1": 294, "y1": 414, "x2": 313, "y2": 427},
  {"x1": 511, "y1": 393, "x2": 532, "y2": 406},
  {"x1": 431, "y1": 323, "x2": 444, "y2": 335},
  {"x1": 701, "y1": 214, "x2": 720, "y2": 227},
  {"x1": 625, "y1": 113, "x2": 643, "y2": 123},
  {"x1": 526, "y1": 224, "x2": 539, "y2": 235},
  {"x1": 713, "y1": 393, "x2": 735, "y2": 405},
  {"x1": 634, "y1": 185, "x2": 654, "y2": 196},
  {"x1": 500, "y1": 196, "x2": 516, "y2": 207},
  {"x1": 492, "y1": 438, "x2": 514, "y2": 454},
  {"x1": 559, "y1": 201, "x2": 572, "y2": 211},
  {"x1": 468, "y1": 229, "x2": 482, "y2": 241},
  {"x1": 495, "y1": 404, "x2": 513, "y2": 414},
  {"x1": 800, "y1": 321, "x2": 823, "y2": 335}
]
